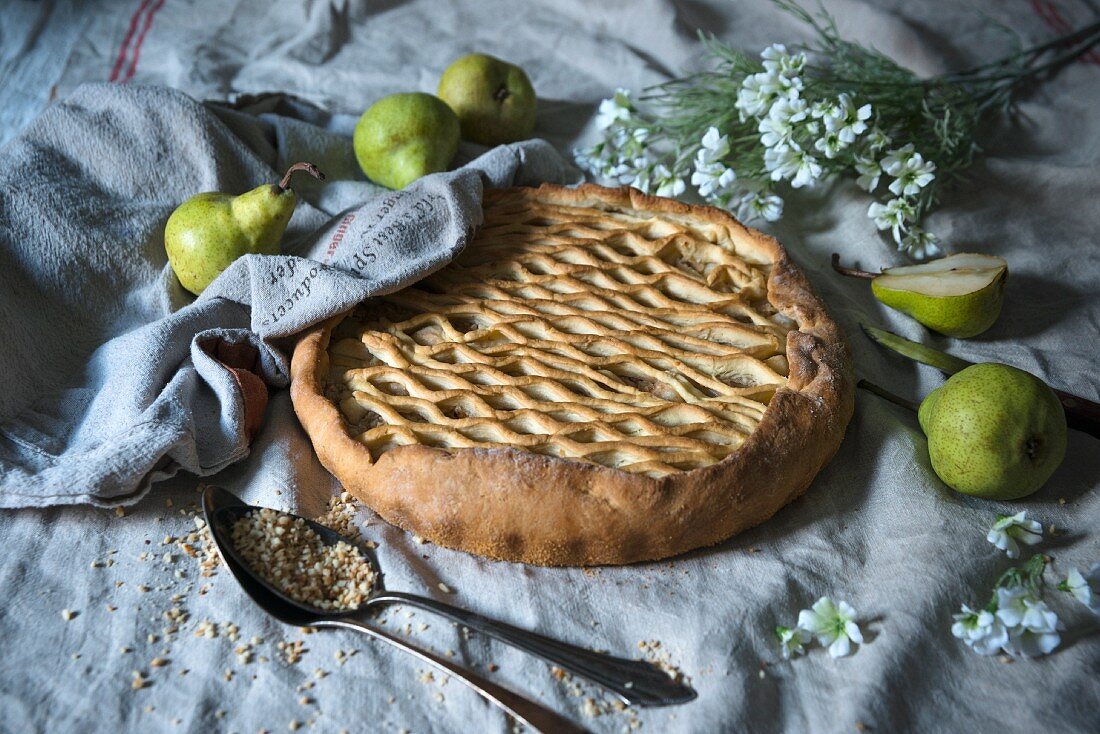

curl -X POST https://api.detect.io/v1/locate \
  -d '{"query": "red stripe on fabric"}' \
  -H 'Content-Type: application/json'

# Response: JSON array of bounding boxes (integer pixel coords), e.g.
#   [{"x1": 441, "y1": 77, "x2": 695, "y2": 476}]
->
[
  {"x1": 1043, "y1": 1, "x2": 1073, "y2": 32},
  {"x1": 1030, "y1": 0, "x2": 1059, "y2": 32},
  {"x1": 109, "y1": 0, "x2": 153, "y2": 82},
  {"x1": 1028, "y1": 0, "x2": 1100, "y2": 66},
  {"x1": 122, "y1": 0, "x2": 167, "y2": 83},
  {"x1": 1045, "y1": 1, "x2": 1100, "y2": 64}
]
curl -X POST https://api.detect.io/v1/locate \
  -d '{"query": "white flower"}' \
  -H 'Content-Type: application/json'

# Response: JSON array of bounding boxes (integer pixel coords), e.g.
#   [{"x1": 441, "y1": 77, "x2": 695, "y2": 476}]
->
[
  {"x1": 607, "y1": 127, "x2": 647, "y2": 149},
  {"x1": 574, "y1": 110, "x2": 653, "y2": 184},
  {"x1": 1060, "y1": 565, "x2": 1100, "y2": 613},
  {"x1": 987, "y1": 512, "x2": 1043, "y2": 559},
  {"x1": 656, "y1": 179, "x2": 686, "y2": 197},
  {"x1": 797, "y1": 597, "x2": 863, "y2": 658},
  {"x1": 691, "y1": 127, "x2": 737, "y2": 198},
  {"x1": 737, "y1": 47, "x2": 804, "y2": 122},
  {"x1": 628, "y1": 164, "x2": 653, "y2": 192},
  {"x1": 573, "y1": 144, "x2": 602, "y2": 174},
  {"x1": 736, "y1": 72, "x2": 781, "y2": 119},
  {"x1": 615, "y1": 126, "x2": 648, "y2": 147},
  {"x1": 888, "y1": 152, "x2": 936, "y2": 196},
  {"x1": 759, "y1": 97, "x2": 807, "y2": 149},
  {"x1": 699, "y1": 126, "x2": 730, "y2": 161},
  {"x1": 865, "y1": 126, "x2": 891, "y2": 152},
  {"x1": 765, "y1": 146, "x2": 821, "y2": 189},
  {"x1": 854, "y1": 155, "x2": 881, "y2": 192},
  {"x1": 595, "y1": 88, "x2": 634, "y2": 131},
  {"x1": 810, "y1": 98, "x2": 843, "y2": 128},
  {"x1": 814, "y1": 130, "x2": 845, "y2": 159},
  {"x1": 608, "y1": 155, "x2": 653, "y2": 190},
  {"x1": 605, "y1": 126, "x2": 649, "y2": 157},
  {"x1": 764, "y1": 145, "x2": 797, "y2": 178},
  {"x1": 760, "y1": 44, "x2": 805, "y2": 76},
  {"x1": 1002, "y1": 595, "x2": 1061, "y2": 658},
  {"x1": 994, "y1": 586, "x2": 1061, "y2": 658},
  {"x1": 880, "y1": 143, "x2": 918, "y2": 177},
  {"x1": 789, "y1": 154, "x2": 821, "y2": 189},
  {"x1": 653, "y1": 164, "x2": 686, "y2": 197},
  {"x1": 692, "y1": 159, "x2": 737, "y2": 198},
  {"x1": 994, "y1": 585, "x2": 1033, "y2": 628},
  {"x1": 951, "y1": 604, "x2": 1008, "y2": 655},
  {"x1": 575, "y1": 143, "x2": 624, "y2": 180},
  {"x1": 775, "y1": 625, "x2": 810, "y2": 660},
  {"x1": 899, "y1": 226, "x2": 943, "y2": 259},
  {"x1": 835, "y1": 93, "x2": 872, "y2": 143},
  {"x1": 738, "y1": 191, "x2": 784, "y2": 222},
  {"x1": 867, "y1": 197, "x2": 914, "y2": 241}
]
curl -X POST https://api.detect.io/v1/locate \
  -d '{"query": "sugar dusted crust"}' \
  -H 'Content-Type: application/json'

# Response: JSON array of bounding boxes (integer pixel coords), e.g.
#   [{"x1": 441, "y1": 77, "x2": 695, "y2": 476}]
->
[{"x1": 291, "y1": 183, "x2": 853, "y2": 565}]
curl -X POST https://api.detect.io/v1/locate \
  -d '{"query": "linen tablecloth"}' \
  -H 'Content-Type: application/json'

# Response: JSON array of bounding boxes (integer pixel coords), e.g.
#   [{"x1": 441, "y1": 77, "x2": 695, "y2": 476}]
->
[{"x1": 1, "y1": 1, "x2": 1097, "y2": 732}]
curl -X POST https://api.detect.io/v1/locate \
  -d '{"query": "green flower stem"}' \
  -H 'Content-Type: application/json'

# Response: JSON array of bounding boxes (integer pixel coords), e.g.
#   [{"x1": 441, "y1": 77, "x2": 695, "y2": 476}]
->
[
  {"x1": 943, "y1": 19, "x2": 1100, "y2": 79},
  {"x1": 995, "y1": 553, "x2": 1050, "y2": 595}
]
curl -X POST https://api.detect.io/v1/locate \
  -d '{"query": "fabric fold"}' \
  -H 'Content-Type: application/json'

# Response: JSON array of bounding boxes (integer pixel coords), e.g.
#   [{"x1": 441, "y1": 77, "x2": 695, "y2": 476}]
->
[{"x1": 0, "y1": 83, "x2": 574, "y2": 508}]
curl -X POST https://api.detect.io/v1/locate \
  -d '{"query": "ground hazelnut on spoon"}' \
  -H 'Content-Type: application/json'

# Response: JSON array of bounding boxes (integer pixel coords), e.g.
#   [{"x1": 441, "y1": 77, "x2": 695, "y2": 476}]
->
[{"x1": 230, "y1": 509, "x2": 376, "y2": 611}]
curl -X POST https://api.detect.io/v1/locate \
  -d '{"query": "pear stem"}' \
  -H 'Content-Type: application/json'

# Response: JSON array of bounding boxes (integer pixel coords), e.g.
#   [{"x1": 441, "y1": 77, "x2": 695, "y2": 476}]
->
[
  {"x1": 857, "y1": 379, "x2": 919, "y2": 412},
  {"x1": 831, "y1": 253, "x2": 878, "y2": 280},
  {"x1": 278, "y1": 162, "x2": 326, "y2": 191}
]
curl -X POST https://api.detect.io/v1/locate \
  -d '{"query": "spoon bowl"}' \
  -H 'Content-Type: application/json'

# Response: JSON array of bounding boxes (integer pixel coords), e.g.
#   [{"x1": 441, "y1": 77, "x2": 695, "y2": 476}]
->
[{"x1": 203, "y1": 486, "x2": 369, "y2": 625}]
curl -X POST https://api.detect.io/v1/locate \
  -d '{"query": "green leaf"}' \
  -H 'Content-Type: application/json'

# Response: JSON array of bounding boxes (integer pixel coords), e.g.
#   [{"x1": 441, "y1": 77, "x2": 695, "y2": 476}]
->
[{"x1": 859, "y1": 323, "x2": 973, "y2": 374}]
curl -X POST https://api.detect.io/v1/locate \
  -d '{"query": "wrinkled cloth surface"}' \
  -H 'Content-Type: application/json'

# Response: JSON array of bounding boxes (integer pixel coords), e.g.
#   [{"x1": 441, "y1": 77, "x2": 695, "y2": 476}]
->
[
  {"x1": 0, "y1": 82, "x2": 571, "y2": 507},
  {"x1": 1, "y1": 1, "x2": 1098, "y2": 733}
]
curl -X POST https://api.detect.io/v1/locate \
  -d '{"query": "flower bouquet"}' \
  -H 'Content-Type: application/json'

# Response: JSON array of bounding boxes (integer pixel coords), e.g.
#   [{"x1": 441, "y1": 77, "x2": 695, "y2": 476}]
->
[{"x1": 575, "y1": 1, "x2": 1100, "y2": 258}]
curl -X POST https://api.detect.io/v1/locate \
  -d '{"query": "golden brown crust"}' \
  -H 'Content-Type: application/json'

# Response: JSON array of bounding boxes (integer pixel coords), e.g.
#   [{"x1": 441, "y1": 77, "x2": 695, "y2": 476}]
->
[{"x1": 290, "y1": 183, "x2": 854, "y2": 566}]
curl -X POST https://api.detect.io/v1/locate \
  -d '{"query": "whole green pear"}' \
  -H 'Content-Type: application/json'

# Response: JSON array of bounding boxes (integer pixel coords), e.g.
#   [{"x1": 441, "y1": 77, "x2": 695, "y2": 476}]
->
[
  {"x1": 165, "y1": 163, "x2": 324, "y2": 295},
  {"x1": 353, "y1": 93, "x2": 459, "y2": 189},
  {"x1": 870, "y1": 253, "x2": 1007, "y2": 338},
  {"x1": 918, "y1": 363, "x2": 1066, "y2": 500},
  {"x1": 437, "y1": 53, "x2": 536, "y2": 146}
]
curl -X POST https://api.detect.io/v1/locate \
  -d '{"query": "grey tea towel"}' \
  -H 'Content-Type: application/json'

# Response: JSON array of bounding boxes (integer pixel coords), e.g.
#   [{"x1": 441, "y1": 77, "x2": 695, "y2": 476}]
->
[{"x1": 0, "y1": 82, "x2": 573, "y2": 509}]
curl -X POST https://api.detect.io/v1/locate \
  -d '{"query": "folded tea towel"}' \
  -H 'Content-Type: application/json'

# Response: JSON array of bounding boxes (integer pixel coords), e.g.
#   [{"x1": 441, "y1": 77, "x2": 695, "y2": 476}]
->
[{"x1": 0, "y1": 82, "x2": 574, "y2": 508}]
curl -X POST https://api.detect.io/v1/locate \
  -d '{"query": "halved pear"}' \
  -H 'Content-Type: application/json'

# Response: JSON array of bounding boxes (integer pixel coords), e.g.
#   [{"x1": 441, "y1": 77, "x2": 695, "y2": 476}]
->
[{"x1": 871, "y1": 253, "x2": 1007, "y2": 338}]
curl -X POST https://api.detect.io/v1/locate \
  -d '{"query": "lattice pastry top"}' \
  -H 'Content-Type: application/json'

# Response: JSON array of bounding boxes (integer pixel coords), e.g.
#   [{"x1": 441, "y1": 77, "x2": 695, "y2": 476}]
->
[{"x1": 292, "y1": 184, "x2": 853, "y2": 566}]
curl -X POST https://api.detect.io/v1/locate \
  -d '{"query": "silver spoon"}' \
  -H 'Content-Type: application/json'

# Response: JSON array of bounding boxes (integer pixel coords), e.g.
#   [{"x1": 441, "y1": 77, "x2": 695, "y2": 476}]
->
[{"x1": 202, "y1": 487, "x2": 695, "y2": 731}]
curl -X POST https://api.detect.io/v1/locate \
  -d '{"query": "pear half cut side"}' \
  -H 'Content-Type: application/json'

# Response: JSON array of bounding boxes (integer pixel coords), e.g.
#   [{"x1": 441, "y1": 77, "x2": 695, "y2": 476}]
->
[{"x1": 871, "y1": 253, "x2": 1007, "y2": 338}]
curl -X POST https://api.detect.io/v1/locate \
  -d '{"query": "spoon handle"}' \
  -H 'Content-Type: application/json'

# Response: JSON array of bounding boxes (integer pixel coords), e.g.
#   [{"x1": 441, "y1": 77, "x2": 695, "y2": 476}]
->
[
  {"x1": 319, "y1": 617, "x2": 586, "y2": 734},
  {"x1": 368, "y1": 591, "x2": 696, "y2": 708}
]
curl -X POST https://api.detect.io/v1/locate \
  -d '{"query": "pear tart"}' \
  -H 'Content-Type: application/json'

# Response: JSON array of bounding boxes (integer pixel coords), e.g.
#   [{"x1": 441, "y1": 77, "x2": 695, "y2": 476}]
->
[{"x1": 291, "y1": 184, "x2": 853, "y2": 566}]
